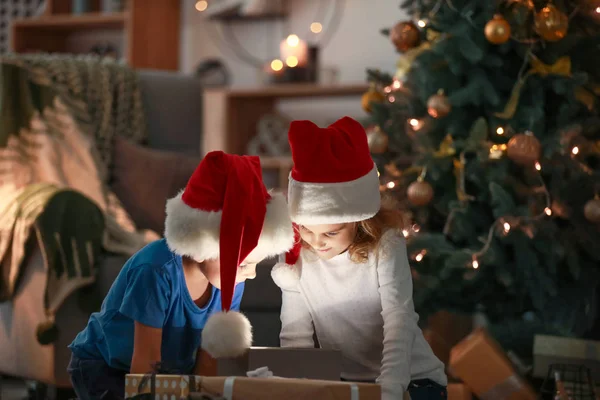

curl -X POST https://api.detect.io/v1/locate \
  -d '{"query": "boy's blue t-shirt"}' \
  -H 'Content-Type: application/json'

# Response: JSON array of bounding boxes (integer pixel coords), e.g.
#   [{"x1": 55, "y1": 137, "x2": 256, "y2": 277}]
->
[{"x1": 69, "y1": 239, "x2": 245, "y2": 373}]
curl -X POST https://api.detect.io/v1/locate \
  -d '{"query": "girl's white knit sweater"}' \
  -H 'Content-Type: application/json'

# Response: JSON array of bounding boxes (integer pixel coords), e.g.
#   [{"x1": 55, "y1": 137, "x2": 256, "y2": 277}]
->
[{"x1": 279, "y1": 231, "x2": 447, "y2": 400}]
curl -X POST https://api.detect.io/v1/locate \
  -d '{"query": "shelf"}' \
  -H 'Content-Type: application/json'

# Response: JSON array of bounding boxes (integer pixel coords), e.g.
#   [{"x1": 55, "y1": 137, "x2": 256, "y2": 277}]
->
[
  {"x1": 12, "y1": 12, "x2": 127, "y2": 31},
  {"x1": 206, "y1": 83, "x2": 369, "y2": 99},
  {"x1": 210, "y1": 12, "x2": 287, "y2": 22}
]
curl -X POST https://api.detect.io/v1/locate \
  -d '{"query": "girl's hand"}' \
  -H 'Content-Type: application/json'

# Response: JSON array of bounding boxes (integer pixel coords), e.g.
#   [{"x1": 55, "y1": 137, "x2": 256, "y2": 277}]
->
[{"x1": 130, "y1": 321, "x2": 163, "y2": 374}]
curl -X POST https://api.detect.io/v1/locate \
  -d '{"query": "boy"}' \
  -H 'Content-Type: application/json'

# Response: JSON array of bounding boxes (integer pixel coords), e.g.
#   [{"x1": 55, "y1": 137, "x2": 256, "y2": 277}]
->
[{"x1": 68, "y1": 151, "x2": 294, "y2": 399}]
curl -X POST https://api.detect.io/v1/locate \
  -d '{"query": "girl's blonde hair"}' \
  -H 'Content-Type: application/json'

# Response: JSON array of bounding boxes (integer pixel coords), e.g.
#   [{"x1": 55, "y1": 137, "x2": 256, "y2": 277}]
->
[{"x1": 301, "y1": 195, "x2": 406, "y2": 263}]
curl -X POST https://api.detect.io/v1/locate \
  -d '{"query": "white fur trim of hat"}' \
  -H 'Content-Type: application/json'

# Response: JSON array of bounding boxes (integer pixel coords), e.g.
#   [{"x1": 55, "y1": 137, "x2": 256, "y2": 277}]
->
[
  {"x1": 165, "y1": 192, "x2": 294, "y2": 262},
  {"x1": 288, "y1": 165, "x2": 381, "y2": 225}
]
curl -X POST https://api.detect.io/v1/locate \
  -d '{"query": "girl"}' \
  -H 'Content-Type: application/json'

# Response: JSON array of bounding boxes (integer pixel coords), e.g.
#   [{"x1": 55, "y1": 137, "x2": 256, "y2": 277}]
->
[
  {"x1": 271, "y1": 117, "x2": 447, "y2": 400},
  {"x1": 68, "y1": 151, "x2": 294, "y2": 400}
]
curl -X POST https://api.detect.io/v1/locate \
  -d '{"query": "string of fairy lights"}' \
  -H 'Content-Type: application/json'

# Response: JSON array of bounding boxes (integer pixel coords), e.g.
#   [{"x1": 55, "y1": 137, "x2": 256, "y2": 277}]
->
[{"x1": 365, "y1": 0, "x2": 600, "y2": 271}]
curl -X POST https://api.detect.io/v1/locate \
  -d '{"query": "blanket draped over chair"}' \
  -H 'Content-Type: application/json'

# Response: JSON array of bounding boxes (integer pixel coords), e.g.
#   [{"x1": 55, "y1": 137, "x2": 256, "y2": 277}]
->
[{"x1": 0, "y1": 54, "x2": 159, "y2": 344}]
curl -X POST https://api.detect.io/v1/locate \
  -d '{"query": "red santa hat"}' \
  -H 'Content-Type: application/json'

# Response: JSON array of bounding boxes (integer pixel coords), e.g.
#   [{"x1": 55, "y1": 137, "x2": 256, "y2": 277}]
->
[
  {"x1": 271, "y1": 117, "x2": 381, "y2": 290},
  {"x1": 165, "y1": 151, "x2": 294, "y2": 358}
]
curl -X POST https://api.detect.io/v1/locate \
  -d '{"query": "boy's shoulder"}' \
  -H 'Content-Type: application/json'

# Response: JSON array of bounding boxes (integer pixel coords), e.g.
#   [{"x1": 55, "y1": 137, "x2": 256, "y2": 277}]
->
[
  {"x1": 132, "y1": 238, "x2": 176, "y2": 261},
  {"x1": 124, "y1": 239, "x2": 180, "y2": 275}
]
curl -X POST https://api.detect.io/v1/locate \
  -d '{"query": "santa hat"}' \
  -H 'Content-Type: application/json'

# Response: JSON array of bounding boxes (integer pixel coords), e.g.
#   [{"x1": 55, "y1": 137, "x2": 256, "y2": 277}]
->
[
  {"x1": 271, "y1": 117, "x2": 381, "y2": 290},
  {"x1": 165, "y1": 151, "x2": 294, "y2": 358}
]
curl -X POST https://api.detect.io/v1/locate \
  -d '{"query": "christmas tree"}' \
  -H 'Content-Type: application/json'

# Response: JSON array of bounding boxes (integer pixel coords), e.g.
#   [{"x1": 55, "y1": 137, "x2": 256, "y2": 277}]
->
[{"x1": 364, "y1": 0, "x2": 600, "y2": 358}]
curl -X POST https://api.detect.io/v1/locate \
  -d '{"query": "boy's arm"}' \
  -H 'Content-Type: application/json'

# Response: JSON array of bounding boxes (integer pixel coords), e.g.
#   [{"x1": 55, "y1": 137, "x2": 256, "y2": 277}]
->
[
  {"x1": 118, "y1": 263, "x2": 171, "y2": 373},
  {"x1": 131, "y1": 322, "x2": 163, "y2": 374}
]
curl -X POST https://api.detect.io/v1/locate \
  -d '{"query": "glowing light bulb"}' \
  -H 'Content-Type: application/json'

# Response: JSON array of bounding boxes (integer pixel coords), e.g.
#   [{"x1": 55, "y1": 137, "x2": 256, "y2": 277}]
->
[
  {"x1": 472, "y1": 258, "x2": 479, "y2": 269},
  {"x1": 195, "y1": 0, "x2": 208, "y2": 11},
  {"x1": 535, "y1": 162, "x2": 541, "y2": 171},
  {"x1": 412, "y1": 224, "x2": 421, "y2": 233},
  {"x1": 392, "y1": 80, "x2": 402, "y2": 89},
  {"x1": 270, "y1": 59, "x2": 283, "y2": 71},
  {"x1": 387, "y1": 181, "x2": 396, "y2": 189},
  {"x1": 503, "y1": 222, "x2": 511, "y2": 233},
  {"x1": 596, "y1": 6, "x2": 600, "y2": 13},
  {"x1": 310, "y1": 22, "x2": 323, "y2": 33},
  {"x1": 409, "y1": 119, "x2": 419, "y2": 127},
  {"x1": 389, "y1": 95, "x2": 396, "y2": 103},
  {"x1": 415, "y1": 252, "x2": 424, "y2": 262},
  {"x1": 384, "y1": 86, "x2": 392, "y2": 93},
  {"x1": 545, "y1": 207, "x2": 552, "y2": 216},
  {"x1": 402, "y1": 229, "x2": 409, "y2": 238},
  {"x1": 417, "y1": 19, "x2": 427, "y2": 28},
  {"x1": 572, "y1": 146, "x2": 580, "y2": 155},
  {"x1": 286, "y1": 56, "x2": 299, "y2": 68},
  {"x1": 496, "y1": 127, "x2": 504, "y2": 135},
  {"x1": 286, "y1": 34, "x2": 300, "y2": 47}
]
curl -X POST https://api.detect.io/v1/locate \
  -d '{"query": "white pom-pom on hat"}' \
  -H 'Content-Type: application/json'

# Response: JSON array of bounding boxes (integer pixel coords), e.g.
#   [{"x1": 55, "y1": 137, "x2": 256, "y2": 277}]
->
[
  {"x1": 201, "y1": 311, "x2": 253, "y2": 358},
  {"x1": 271, "y1": 226, "x2": 302, "y2": 290},
  {"x1": 271, "y1": 262, "x2": 301, "y2": 290}
]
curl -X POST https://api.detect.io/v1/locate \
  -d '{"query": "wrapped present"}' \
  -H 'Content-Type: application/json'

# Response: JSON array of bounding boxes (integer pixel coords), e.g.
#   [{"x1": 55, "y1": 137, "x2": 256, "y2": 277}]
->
[
  {"x1": 449, "y1": 328, "x2": 537, "y2": 400},
  {"x1": 199, "y1": 347, "x2": 341, "y2": 381},
  {"x1": 423, "y1": 311, "x2": 473, "y2": 365},
  {"x1": 447, "y1": 383, "x2": 471, "y2": 400},
  {"x1": 533, "y1": 335, "x2": 600, "y2": 382},
  {"x1": 125, "y1": 374, "x2": 382, "y2": 400},
  {"x1": 125, "y1": 374, "x2": 202, "y2": 399}
]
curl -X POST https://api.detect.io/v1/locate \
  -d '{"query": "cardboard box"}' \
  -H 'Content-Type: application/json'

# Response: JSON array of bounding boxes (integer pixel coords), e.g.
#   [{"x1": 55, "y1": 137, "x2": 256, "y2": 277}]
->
[
  {"x1": 449, "y1": 328, "x2": 537, "y2": 400},
  {"x1": 423, "y1": 311, "x2": 473, "y2": 365},
  {"x1": 447, "y1": 383, "x2": 471, "y2": 400},
  {"x1": 201, "y1": 347, "x2": 342, "y2": 381},
  {"x1": 533, "y1": 335, "x2": 600, "y2": 382},
  {"x1": 125, "y1": 374, "x2": 381, "y2": 400}
]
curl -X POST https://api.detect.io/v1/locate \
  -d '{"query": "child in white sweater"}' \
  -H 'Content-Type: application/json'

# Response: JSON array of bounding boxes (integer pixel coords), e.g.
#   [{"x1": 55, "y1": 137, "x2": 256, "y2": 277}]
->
[{"x1": 271, "y1": 117, "x2": 447, "y2": 400}]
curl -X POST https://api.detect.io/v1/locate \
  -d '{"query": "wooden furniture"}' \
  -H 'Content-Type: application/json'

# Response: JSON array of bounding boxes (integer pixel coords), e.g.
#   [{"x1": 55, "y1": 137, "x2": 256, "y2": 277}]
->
[
  {"x1": 11, "y1": 0, "x2": 180, "y2": 70},
  {"x1": 202, "y1": 83, "x2": 369, "y2": 189}
]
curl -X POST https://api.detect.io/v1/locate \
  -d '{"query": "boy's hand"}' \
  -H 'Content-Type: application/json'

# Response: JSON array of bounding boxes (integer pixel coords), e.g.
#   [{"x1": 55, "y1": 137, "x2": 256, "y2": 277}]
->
[{"x1": 131, "y1": 321, "x2": 162, "y2": 374}]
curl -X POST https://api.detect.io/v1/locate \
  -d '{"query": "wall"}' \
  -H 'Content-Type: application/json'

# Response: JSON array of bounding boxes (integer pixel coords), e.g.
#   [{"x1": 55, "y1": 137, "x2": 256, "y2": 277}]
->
[{"x1": 180, "y1": 0, "x2": 408, "y2": 125}]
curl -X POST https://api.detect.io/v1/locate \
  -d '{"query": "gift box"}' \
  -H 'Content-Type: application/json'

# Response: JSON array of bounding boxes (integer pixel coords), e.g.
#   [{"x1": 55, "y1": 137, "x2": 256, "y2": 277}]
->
[
  {"x1": 125, "y1": 374, "x2": 381, "y2": 400},
  {"x1": 449, "y1": 328, "x2": 537, "y2": 400},
  {"x1": 447, "y1": 383, "x2": 472, "y2": 400},
  {"x1": 423, "y1": 311, "x2": 473, "y2": 365},
  {"x1": 533, "y1": 334, "x2": 600, "y2": 382},
  {"x1": 125, "y1": 374, "x2": 202, "y2": 399},
  {"x1": 198, "y1": 347, "x2": 341, "y2": 381}
]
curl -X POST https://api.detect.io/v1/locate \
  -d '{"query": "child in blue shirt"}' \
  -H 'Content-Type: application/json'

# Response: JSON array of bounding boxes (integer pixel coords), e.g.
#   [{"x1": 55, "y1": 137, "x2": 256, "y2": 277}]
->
[{"x1": 68, "y1": 151, "x2": 294, "y2": 400}]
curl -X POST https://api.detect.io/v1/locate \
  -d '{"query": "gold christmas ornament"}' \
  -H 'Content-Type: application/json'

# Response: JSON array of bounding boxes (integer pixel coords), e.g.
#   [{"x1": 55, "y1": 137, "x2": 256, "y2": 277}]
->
[
  {"x1": 485, "y1": 14, "x2": 512, "y2": 44},
  {"x1": 390, "y1": 21, "x2": 421, "y2": 52},
  {"x1": 361, "y1": 85, "x2": 385, "y2": 113},
  {"x1": 427, "y1": 90, "x2": 451, "y2": 118},
  {"x1": 534, "y1": 3, "x2": 569, "y2": 42},
  {"x1": 407, "y1": 179, "x2": 434, "y2": 206},
  {"x1": 366, "y1": 126, "x2": 389, "y2": 154},
  {"x1": 584, "y1": 197, "x2": 600, "y2": 224},
  {"x1": 507, "y1": 131, "x2": 541, "y2": 166}
]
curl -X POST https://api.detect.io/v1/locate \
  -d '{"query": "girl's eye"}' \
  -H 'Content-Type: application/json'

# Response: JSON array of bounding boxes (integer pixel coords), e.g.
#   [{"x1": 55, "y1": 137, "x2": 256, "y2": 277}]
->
[{"x1": 325, "y1": 232, "x2": 338, "y2": 237}]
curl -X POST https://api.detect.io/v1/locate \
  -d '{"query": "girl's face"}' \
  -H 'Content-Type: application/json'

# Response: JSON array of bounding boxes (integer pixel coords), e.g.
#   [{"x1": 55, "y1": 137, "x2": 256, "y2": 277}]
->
[
  {"x1": 299, "y1": 223, "x2": 357, "y2": 260},
  {"x1": 199, "y1": 258, "x2": 260, "y2": 289}
]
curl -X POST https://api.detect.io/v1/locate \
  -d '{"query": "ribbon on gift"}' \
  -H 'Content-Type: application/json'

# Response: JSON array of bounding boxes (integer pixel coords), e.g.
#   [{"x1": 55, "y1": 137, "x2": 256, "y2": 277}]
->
[
  {"x1": 130, "y1": 362, "x2": 200, "y2": 399},
  {"x1": 494, "y1": 55, "x2": 572, "y2": 120},
  {"x1": 478, "y1": 374, "x2": 523, "y2": 400},
  {"x1": 220, "y1": 376, "x2": 361, "y2": 400}
]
